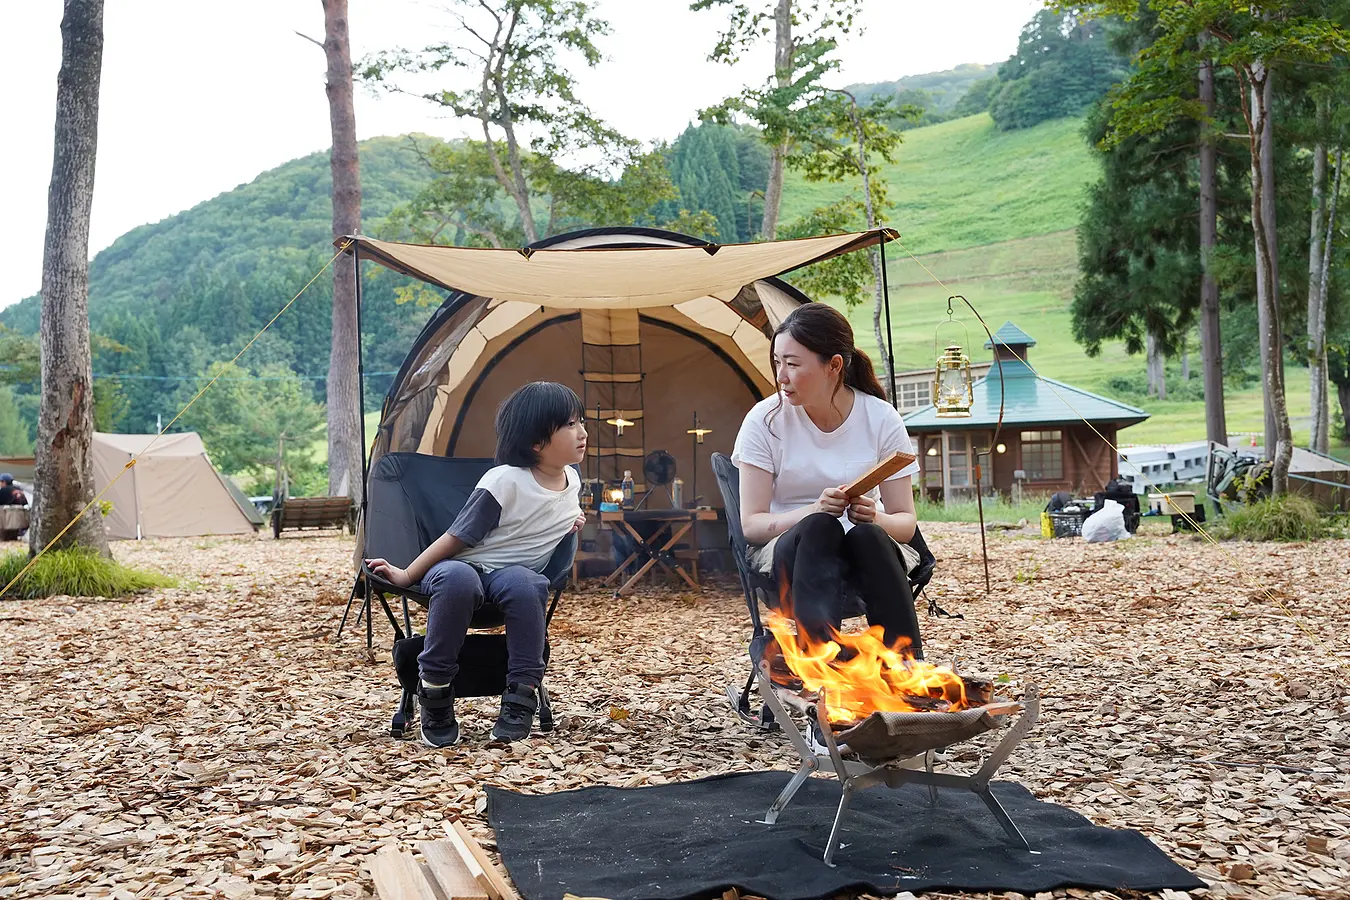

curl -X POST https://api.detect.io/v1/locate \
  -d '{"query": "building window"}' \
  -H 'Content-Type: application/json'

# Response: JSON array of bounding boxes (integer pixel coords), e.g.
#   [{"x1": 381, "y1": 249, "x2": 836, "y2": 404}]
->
[
  {"x1": 897, "y1": 379, "x2": 930, "y2": 410},
  {"x1": 1021, "y1": 430, "x2": 1063, "y2": 480},
  {"x1": 945, "y1": 432, "x2": 992, "y2": 489}
]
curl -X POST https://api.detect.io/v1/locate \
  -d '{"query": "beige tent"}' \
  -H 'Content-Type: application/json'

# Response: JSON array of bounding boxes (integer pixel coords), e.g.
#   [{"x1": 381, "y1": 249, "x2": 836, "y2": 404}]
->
[
  {"x1": 92, "y1": 432, "x2": 262, "y2": 539},
  {"x1": 348, "y1": 227, "x2": 896, "y2": 503}
]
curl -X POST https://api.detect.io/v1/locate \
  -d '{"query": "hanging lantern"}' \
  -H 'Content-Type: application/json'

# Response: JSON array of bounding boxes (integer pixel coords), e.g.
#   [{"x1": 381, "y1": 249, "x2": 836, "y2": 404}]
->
[
  {"x1": 606, "y1": 415, "x2": 635, "y2": 436},
  {"x1": 933, "y1": 344, "x2": 974, "y2": 418}
]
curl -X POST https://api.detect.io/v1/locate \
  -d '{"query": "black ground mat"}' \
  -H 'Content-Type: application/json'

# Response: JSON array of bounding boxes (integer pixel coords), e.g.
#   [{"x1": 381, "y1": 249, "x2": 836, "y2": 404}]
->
[{"x1": 487, "y1": 771, "x2": 1206, "y2": 900}]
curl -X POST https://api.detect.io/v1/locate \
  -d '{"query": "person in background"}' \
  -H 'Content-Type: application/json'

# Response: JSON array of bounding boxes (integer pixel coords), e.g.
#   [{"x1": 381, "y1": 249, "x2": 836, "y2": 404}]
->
[{"x1": 0, "y1": 474, "x2": 27, "y2": 506}]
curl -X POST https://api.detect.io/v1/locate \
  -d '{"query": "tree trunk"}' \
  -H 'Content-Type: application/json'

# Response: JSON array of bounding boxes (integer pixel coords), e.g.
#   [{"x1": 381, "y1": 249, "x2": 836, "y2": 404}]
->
[
  {"x1": 838, "y1": 90, "x2": 893, "y2": 394},
  {"x1": 321, "y1": 0, "x2": 364, "y2": 505},
  {"x1": 759, "y1": 0, "x2": 792, "y2": 240},
  {"x1": 1198, "y1": 53, "x2": 1227, "y2": 446},
  {"x1": 1146, "y1": 331, "x2": 1166, "y2": 400},
  {"x1": 32, "y1": 0, "x2": 109, "y2": 557},
  {"x1": 1311, "y1": 144, "x2": 1342, "y2": 457},
  {"x1": 1339, "y1": 380, "x2": 1350, "y2": 441},
  {"x1": 1181, "y1": 349, "x2": 1190, "y2": 383},
  {"x1": 1249, "y1": 66, "x2": 1292, "y2": 493}
]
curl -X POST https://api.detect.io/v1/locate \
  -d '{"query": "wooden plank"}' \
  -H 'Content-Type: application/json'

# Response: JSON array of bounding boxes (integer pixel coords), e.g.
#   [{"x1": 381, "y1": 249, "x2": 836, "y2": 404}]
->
[
  {"x1": 447, "y1": 821, "x2": 519, "y2": 900},
  {"x1": 418, "y1": 840, "x2": 489, "y2": 900},
  {"x1": 843, "y1": 451, "x2": 917, "y2": 498},
  {"x1": 370, "y1": 845, "x2": 440, "y2": 900}
]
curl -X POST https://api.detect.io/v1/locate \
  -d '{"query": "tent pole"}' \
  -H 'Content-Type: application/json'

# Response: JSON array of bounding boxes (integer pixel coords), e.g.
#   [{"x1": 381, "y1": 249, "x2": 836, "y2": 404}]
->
[
  {"x1": 880, "y1": 236, "x2": 897, "y2": 408},
  {"x1": 354, "y1": 244, "x2": 368, "y2": 507}
]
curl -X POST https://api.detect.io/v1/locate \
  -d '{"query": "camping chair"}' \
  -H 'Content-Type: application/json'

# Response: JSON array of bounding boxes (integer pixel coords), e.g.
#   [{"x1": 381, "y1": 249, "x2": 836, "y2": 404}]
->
[
  {"x1": 336, "y1": 452, "x2": 576, "y2": 738},
  {"x1": 710, "y1": 452, "x2": 937, "y2": 731}
]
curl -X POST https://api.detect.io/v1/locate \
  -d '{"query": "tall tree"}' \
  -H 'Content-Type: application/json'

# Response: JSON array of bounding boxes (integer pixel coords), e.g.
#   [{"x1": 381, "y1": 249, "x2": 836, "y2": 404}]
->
[
  {"x1": 1198, "y1": 43, "x2": 1227, "y2": 445},
  {"x1": 32, "y1": 0, "x2": 109, "y2": 556},
  {"x1": 316, "y1": 0, "x2": 364, "y2": 503},
  {"x1": 692, "y1": 0, "x2": 864, "y2": 238},
  {"x1": 1083, "y1": 0, "x2": 1348, "y2": 494},
  {"x1": 362, "y1": 0, "x2": 636, "y2": 245}
]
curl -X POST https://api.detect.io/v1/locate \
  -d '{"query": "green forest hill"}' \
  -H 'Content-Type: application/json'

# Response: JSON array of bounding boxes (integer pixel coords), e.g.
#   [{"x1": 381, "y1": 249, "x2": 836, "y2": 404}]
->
[{"x1": 1, "y1": 112, "x2": 1309, "y2": 452}]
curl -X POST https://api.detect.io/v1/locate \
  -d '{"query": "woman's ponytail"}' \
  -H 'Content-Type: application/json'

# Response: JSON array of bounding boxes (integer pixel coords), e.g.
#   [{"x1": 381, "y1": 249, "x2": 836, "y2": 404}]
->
[{"x1": 845, "y1": 346, "x2": 888, "y2": 401}]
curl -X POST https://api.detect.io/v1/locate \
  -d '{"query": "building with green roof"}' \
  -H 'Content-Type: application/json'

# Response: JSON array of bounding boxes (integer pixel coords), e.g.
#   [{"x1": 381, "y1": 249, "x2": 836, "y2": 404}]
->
[{"x1": 903, "y1": 322, "x2": 1149, "y2": 502}]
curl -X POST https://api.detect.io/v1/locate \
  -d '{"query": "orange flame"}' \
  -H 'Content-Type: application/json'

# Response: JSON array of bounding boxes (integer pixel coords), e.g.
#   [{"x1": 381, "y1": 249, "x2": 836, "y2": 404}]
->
[{"x1": 765, "y1": 588, "x2": 976, "y2": 726}]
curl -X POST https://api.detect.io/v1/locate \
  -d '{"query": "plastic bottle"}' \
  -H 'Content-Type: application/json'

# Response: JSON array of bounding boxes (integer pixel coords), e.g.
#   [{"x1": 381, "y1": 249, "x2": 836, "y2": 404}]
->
[
  {"x1": 621, "y1": 470, "x2": 634, "y2": 508},
  {"x1": 671, "y1": 477, "x2": 684, "y2": 509}
]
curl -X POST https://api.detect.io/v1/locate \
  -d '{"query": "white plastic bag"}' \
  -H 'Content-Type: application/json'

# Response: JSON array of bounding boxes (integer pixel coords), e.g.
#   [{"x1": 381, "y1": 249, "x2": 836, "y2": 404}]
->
[{"x1": 1080, "y1": 498, "x2": 1130, "y2": 543}]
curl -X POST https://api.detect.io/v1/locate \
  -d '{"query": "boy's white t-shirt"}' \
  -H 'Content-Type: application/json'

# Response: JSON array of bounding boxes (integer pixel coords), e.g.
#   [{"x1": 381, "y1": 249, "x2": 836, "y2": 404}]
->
[
  {"x1": 447, "y1": 465, "x2": 581, "y2": 573},
  {"x1": 731, "y1": 390, "x2": 920, "y2": 533}
]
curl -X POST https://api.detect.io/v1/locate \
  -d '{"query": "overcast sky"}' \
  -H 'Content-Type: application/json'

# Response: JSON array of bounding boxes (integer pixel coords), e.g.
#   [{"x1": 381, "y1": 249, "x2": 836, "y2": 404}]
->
[{"x1": 1, "y1": 0, "x2": 1041, "y2": 310}]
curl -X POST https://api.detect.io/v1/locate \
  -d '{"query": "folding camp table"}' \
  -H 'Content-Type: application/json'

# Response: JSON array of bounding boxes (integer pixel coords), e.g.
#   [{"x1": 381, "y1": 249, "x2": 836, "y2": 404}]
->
[{"x1": 602, "y1": 507, "x2": 717, "y2": 596}]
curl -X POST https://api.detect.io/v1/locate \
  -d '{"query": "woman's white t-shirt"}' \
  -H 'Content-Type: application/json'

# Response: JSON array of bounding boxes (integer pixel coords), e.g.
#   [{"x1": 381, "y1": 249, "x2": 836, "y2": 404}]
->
[{"x1": 731, "y1": 390, "x2": 920, "y2": 534}]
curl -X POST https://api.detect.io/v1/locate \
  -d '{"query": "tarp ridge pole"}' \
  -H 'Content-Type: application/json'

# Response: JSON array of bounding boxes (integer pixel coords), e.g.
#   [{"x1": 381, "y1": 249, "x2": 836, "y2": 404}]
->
[
  {"x1": 354, "y1": 244, "x2": 368, "y2": 512},
  {"x1": 880, "y1": 233, "x2": 897, "y2": 408}
]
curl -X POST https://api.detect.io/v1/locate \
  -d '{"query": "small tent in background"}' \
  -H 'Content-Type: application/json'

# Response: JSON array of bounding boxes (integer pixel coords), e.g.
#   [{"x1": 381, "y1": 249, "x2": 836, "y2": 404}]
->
[{"x1": 92, "y1": 432, "x2": 262, "y2": 539}]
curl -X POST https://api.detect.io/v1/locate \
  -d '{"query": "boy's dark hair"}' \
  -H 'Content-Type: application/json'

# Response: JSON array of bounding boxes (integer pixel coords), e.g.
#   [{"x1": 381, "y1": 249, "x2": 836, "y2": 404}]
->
[{"x1": 495, "y1": 381, "x2": 584, "y2": 467}]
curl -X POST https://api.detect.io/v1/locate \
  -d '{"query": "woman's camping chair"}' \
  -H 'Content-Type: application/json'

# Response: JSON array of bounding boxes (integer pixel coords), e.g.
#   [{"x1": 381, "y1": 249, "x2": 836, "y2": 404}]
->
[
  {"x1": 710, "y1": 451, "x2": 936, "y2": 731},
  {"x1": 350, "y1": 452, "x2": 576, "y2": 738}
]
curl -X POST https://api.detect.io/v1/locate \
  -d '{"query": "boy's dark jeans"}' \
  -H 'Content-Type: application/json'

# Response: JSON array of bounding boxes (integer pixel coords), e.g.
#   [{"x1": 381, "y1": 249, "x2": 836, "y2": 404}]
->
[
  {"x1": 417, "y1": 560, "x2": 548, "y2": 687},
  {"x1": 771, "y1": 512, "x2": 922, "y2": 655}
]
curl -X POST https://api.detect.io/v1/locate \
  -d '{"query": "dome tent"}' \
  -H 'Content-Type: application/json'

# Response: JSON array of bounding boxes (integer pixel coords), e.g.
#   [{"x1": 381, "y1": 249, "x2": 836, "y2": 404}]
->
[{"x1": 349, "y1": 227, "x2": 896, "y2": 503}]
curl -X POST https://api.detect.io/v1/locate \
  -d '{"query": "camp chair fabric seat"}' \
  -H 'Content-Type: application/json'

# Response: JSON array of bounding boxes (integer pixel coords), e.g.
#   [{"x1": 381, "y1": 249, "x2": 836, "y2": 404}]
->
[
  {"x1": 710, "y1": 451, "x2": 937, "y2": 731},
  {"x1": 347, "y1": 452, "x2": 576, "y2": 737}
]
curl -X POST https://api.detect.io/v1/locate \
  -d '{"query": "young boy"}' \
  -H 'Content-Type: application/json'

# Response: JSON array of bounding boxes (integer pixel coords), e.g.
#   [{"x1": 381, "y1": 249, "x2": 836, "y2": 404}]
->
[{"x1": 366, "y1": 382, "x2": 587, "y2": 748}]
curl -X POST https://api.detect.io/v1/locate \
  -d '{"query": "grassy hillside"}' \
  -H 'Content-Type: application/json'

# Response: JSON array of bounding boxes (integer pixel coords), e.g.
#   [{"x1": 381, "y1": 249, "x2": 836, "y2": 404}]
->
[
  {"x1": 1, "y1": 135, "x2": 438, "y2": 331},
  {"x1": 780, "y1": 113, "x2": 1097, "y2": 254}
]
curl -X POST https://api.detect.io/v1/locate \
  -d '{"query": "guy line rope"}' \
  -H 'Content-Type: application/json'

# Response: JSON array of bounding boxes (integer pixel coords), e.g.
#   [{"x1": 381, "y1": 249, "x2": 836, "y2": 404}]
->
[{"x1": 1, "y1": 243, "x2": 350, "y2": 599}]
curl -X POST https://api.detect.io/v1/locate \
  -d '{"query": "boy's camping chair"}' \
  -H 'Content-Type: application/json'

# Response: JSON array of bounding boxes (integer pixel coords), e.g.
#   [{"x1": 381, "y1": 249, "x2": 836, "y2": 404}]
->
[
  {"x1": 338, "y1": 452, "x2": 576, "y2": 738},
  {"x1": 710, "y1": 452, "x2": 937, "y2": 731}
]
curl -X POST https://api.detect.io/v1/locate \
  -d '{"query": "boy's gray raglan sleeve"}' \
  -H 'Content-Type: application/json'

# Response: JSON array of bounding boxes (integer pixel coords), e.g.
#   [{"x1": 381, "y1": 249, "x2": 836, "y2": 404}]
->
[{"x1": 446, "y1": 488, "x2": 502, "y2": 546}]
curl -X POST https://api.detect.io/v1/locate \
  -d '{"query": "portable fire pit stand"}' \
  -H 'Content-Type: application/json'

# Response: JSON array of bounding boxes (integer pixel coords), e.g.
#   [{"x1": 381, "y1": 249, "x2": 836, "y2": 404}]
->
[{"x1": 754, "y1": 665, "x2": 1041, "y2": 866}]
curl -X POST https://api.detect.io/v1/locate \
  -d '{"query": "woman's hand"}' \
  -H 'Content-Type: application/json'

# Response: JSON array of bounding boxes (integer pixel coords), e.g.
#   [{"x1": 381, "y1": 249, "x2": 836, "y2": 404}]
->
[
  {"x1": 815, "y1": 486, "x2": 849, "y2": 517},
  {"x1": 366, "y1": 557, "x2": 413, "y2": 588},
  {"x1": 569, "y1": 512, "x2": 587, "y2": 534},
  {"x1": 846, "y1": 492, "x2": 877, "y2": 525}
]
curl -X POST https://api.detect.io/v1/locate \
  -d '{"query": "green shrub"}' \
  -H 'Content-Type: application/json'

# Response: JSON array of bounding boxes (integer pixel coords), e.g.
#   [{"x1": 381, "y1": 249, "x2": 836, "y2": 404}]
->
[
  {"x1": 1222, "y1": 495, "x2": 1328, "y2": 542},
  {"x1": 0, "y1": 548, "x2": 175, "y2": 600}
]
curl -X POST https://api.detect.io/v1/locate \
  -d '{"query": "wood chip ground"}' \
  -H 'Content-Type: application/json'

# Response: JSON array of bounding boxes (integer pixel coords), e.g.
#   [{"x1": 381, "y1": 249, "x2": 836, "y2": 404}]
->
[{"x1": 2, "y1": 522, "x2": 1348, "y2": 900}]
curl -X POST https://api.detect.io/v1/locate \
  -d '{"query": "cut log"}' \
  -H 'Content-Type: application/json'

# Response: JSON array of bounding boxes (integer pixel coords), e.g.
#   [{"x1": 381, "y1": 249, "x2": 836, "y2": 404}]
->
[
  {"x1": 447, "y1": 821, "x2": 520, "y2": 900},
  {"x1": 418, "y1": 840, "x2": 489, "y2": 900},
  {"x1": 370, "y1": 845, "x2": 439, "y2": 900}
]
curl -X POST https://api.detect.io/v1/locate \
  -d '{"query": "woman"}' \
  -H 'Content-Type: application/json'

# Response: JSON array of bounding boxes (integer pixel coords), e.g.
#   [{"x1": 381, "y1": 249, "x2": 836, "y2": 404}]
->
[{"x1": 732, "y1": 302, "x2": 924, "y2": 655}]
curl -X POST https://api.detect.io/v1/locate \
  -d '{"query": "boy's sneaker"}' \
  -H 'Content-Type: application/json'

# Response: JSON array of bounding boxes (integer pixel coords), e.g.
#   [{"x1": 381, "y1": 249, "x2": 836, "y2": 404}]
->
[
  {"x1": 417, "y1": 683, "x2": 460, "y2": 748},
  {"x1": 491, "y1": 682, "x2": 538, "y2": 742}
]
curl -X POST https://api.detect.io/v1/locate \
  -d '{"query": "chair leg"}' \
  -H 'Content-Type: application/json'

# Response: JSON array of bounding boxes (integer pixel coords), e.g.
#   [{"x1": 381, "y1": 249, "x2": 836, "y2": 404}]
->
[
  {"x1": 391, "y1": 687, "x2": 416, "y2": 739},
  {"x1": 337, "y1": 575, "x2": 363, "y2": 641},
  {"x1": 537, "y1": 682, "x2": 554, "y2": 732}
]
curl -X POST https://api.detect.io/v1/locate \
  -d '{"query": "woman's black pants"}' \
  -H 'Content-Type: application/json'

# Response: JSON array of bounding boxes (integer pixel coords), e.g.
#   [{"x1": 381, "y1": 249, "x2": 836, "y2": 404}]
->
[{"x1": 770, "y1": 512, "x2": 923, "y2": 656}]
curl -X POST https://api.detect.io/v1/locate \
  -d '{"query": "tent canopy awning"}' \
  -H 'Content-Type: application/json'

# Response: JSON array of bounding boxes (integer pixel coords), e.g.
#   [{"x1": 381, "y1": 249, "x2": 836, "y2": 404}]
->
[{"x1": 340, "y1": 229, "x2": 896, "y2": 308}]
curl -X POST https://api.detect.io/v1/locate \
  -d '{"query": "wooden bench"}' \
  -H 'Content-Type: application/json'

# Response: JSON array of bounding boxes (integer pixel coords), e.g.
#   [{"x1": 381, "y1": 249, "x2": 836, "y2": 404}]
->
[{"x1": 271, "y1": 495, "x2": 355, "y2": 538}]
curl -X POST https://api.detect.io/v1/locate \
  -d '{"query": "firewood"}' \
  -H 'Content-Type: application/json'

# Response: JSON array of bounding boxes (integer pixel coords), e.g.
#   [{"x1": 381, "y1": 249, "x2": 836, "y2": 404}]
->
[
  {"x1": 842, "y1": 451, "x2": 917, "y2": 498},
  {"x1": 448, "y1": 821, "x2": 520, "y2": 900},
  {"x1": 370, "y1": 845, "x2": 439, "y2": 900},
  {"x1": 418, "y1": 840, "x2": 489, "y2": 900}
]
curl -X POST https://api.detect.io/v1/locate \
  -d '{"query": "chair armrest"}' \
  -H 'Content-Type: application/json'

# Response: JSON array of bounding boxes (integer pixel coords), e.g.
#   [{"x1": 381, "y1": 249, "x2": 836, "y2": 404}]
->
[{"x1": 541, "y1": 533, "x2": 578, "y2": 590}]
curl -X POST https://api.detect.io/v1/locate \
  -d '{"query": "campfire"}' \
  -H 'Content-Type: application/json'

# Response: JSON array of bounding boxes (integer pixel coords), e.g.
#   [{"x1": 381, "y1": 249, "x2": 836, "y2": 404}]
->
[
  {"x1": 752, "y1": 591, "x2": 1041, "y2": 865},
  {"x1": 764, "y1": 609, "x2": 1002, "y2": 726}
]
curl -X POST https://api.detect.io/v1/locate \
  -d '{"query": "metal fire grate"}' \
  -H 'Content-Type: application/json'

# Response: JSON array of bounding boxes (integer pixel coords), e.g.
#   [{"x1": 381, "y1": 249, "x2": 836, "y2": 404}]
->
[{"x1": 754, "y1": 663, "x2": 1041, "y2": 866}]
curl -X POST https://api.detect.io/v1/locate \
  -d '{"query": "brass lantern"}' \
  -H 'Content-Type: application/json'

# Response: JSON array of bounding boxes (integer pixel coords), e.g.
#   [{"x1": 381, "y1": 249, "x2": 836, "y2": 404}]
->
[{"x1": 933, "y1": 343, "x2": 974, "y2": 418}]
